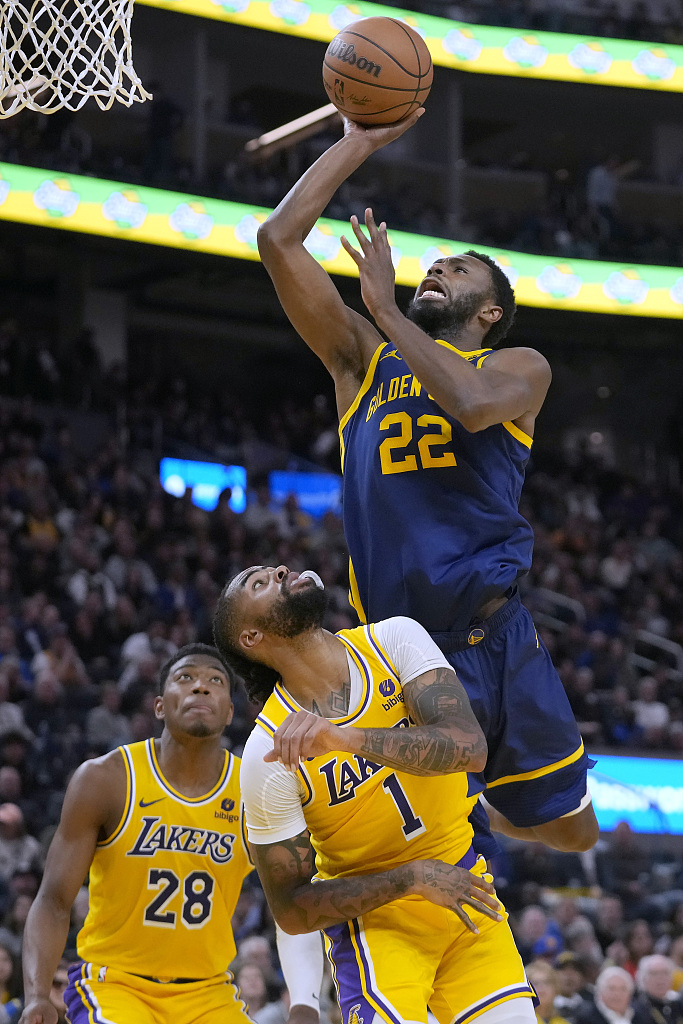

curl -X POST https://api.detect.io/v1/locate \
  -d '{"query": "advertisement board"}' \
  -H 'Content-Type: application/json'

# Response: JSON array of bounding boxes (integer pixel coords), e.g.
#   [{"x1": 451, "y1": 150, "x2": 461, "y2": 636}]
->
[
  {"x1": 139, "y1": 0, "x2": 683, "y2": 93},
  {"x1": 590, "y1": 754, "x2": 683, "y2": 834},
  {"x1": 2, "y1": 163, "x2": 681, "y2": 318},
  {"x1": 160, "y1": 458, "x2": 247, "y2": 511}
]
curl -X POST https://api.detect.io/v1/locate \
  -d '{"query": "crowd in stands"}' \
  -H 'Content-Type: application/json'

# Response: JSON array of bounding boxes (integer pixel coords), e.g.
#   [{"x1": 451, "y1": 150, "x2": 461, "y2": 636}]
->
[
  {"x1": 0, "y1": 326, "x2": 681, "y2": 1020},
  {"x1": 418, "y1": 0, "x2": 683, "y2": 45}
]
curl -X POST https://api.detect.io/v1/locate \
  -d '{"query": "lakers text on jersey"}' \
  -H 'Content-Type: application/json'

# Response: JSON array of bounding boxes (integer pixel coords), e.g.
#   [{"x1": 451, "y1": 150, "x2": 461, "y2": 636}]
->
[{"x1": 77, "y1": 739, "x2": 252, "y2": 980}]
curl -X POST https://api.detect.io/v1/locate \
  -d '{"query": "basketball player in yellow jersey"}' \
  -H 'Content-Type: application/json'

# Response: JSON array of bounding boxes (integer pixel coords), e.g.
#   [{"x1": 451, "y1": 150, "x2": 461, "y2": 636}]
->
[
  {"x1": 19, "y1": 644, "x2": 324, "y2": 1024},
  {"x1": 214, "y1": 567, "x2": 537, "y2": 1024}
]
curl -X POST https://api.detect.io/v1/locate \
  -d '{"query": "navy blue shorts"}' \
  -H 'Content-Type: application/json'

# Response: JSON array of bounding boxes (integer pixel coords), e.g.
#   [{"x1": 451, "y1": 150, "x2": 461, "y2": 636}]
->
[{"x1": 431, "y1": 592, "x2": 591, "y2": 829}]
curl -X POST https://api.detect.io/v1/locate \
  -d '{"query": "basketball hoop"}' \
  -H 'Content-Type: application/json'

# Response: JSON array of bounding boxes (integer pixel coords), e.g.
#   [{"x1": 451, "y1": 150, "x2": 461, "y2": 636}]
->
[{"x1": 0, "y1": 0, "x2": 151, "y2": 118}]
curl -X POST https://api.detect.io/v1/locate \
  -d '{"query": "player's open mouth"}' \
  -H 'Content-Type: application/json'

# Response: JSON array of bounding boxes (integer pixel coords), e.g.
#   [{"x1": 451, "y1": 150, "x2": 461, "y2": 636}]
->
[{"x1": 418, "y1": 279, "x2": 448, "y2": 300}]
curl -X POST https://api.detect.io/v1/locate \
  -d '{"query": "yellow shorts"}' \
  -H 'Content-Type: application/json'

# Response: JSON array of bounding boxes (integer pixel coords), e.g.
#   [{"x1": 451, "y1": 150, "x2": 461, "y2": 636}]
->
[
  {"x1": 64, "y1": 962, "x2": 250, "y2": 1024},
  {"x1": 323, "y1": 855, "x2": 534, "y2": 1024}
]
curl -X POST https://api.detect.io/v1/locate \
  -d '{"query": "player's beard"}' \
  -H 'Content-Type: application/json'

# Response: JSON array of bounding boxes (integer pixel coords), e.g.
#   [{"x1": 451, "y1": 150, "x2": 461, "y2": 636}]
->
[
  {"x1": 185, "y1": 720, "x2": 213, "y2": 738},
  {"x1": 405, "y1": 287, "x2": 491, "y2": 338},
  {"x1": 256, "y1": 578, "x2": 328, "y2": 640}
]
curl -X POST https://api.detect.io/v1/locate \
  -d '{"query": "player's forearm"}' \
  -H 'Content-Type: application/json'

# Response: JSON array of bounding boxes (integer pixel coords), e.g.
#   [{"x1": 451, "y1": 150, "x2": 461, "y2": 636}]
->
[
  {"x1": 342, "y1": 721, "x2": 487, "y2": 776},
  {"x1": 274, "y1": 863, "x2": 416, "y2": 934},
  {"x1": 22, "y1": 892, "x2": 72, "y2": 1002},
  {"x1": 370, "y1": 306, "x2": 521, "y2": 430},
  {"x1": 258, "y1": 134, "x2": 375, "y2": 247}
]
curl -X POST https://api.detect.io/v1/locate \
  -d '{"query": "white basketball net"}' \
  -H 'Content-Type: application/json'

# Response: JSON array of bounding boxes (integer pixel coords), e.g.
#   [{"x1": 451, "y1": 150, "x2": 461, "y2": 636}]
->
[{"x1": 0, "y1": 0, "x2": 151, "y2": 117}]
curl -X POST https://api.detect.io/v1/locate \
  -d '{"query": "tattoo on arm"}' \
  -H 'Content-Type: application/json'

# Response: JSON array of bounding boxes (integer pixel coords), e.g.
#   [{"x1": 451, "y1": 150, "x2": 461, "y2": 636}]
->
[
  {"x1": 253, "y1": 828, "x2": 413, "y2": 932},
  {"x1": 356, "y1": 668, "x2": 486, "y2": 776}
]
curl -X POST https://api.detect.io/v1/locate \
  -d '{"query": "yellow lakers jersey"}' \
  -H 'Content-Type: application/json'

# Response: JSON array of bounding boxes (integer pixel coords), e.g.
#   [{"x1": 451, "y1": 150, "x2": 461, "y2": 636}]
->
[
  {"x1": 255, "y1": 624, "x2": 475, "y2": 881},
  {"x1": 78, "y1": 739, "x2": 252, "y2": 979}
]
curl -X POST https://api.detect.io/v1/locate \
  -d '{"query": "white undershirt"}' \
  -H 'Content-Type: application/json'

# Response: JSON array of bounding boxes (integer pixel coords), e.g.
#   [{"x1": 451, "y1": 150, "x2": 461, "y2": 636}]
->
[{"x1": 240, "y1": 617, "x2": 452, "y2": 845}]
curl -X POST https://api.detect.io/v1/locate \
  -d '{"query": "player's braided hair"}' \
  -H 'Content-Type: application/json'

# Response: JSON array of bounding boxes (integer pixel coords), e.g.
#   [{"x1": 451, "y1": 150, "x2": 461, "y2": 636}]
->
[
  {"x1": 213, "y1": 582, "x2": 280, "y2": 705},
  {"x1": 465, "y1": 250, "x2": 517, "y2": 346}
]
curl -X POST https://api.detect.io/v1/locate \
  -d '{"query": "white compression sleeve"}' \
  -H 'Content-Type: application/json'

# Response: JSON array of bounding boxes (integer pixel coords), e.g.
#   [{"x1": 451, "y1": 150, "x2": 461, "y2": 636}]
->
[{"x1": 276, "y1": 924, "x2": 324, "y2": 1013}]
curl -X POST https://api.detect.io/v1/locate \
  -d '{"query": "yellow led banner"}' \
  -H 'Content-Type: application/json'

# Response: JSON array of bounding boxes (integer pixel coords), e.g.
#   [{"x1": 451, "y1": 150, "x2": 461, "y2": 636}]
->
[
  {"x1": 0, "y1": 162, "x2": 681, "y2": 317},
  {"x1": 138, "y1": 0, "x2": 683, "y2": 92}
]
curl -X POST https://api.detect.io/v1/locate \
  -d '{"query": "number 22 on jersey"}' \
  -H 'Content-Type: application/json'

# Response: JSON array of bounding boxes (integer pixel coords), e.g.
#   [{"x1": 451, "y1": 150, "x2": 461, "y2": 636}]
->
[{"x1": 379, "y1": 413, "x2": 457, "y2": 475}]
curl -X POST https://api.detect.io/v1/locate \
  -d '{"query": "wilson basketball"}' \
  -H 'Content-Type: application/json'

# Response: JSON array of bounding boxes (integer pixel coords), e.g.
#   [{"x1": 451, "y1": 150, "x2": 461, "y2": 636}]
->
[{"x1": 323, "y1": 17, "x2": 433, "y2": 125}]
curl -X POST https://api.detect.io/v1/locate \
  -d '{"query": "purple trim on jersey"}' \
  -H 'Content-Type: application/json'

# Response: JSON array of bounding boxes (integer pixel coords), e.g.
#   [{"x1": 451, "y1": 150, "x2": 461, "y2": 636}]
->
[
  {"x1": 453, "y1": 983, "x2": 535, "y2": 1024},
  {"x1": 274, "y1": 686, "x2": 299, "y2": 715},
  {"x1": 324, "y1": 920, "x2": 402, "y2": 1024},
  {"x1": 366, "y1": 627, "x2": 398, "y2": 682},
  {"x1": 65, "y1": 963, "x2": 108, "y2": 1024},
  {"x1": 334, "y1": 634, "x2": 373, "y2": 725}
]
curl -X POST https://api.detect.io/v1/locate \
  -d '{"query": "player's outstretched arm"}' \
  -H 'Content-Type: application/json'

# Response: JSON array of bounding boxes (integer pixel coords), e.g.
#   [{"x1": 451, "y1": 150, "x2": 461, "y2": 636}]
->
[
  {"x1": 257, "y1": 113, "x2": 422, "y2": 414},
  {"x1": 342, "y1": 208, "x2": 551, "y2": 432},
  {"x1": 251, "y1": 827, "x2": 501, "y2": 936},
  {"x1": 20, "y1": 755, "x2": 124, "y2": 1024},
  {"x1": 266, "y1": 667, "x2": 486, "y2": 777}
]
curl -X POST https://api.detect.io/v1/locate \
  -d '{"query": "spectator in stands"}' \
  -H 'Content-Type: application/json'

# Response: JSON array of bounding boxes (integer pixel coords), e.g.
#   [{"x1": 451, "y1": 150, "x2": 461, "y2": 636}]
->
[
  {"x1": 623, "y1": 921, "x2": 656, "y2": 979},
  {"x1": 85, "y1": 682, "x2": 132, "y2": 751},
  {"x1": 235, "y1": 964, "x2": 286, "y2": 1024},
  {"x1": 554, "y1": 952, "x2": 592, "y2": 1023},
  {"x1": 527, "y1": 959, "x2": 571, "y2": 1024},
  {"x1": 594, "y1": 896, "x2": 625, "y2": 954},
  {"x1": 30, "y1": 624, "x2": 88, "y2": 690},
  {"x1": 0, "y1": 805, "x2": 41, "y2": 884},
  {"x1": 579, "y1": 967, "x2": 635, "y2": 1024},
  {"x1": 631, "y1": 677, "x2": 671, "y2": 747},
  {"x1": 48, "y1": 958, "x2": 71, "y2": 1024},
  {"x1": 633, "y1": 955, "x2": 683, "y2": 1023}
]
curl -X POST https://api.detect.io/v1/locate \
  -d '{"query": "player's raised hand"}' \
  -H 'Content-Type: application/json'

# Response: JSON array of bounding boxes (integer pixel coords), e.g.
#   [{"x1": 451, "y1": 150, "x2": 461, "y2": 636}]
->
[
  {"x1": 341, "y1": 208, "x2": 397, "y2": 320},
  {"x1": 412, "y1": 860, "x2": 503, "y2": 933},
  {"x1": 19, "y1": 1000, "x2": 59, "y2": 1024},
  {"x1": 265, "y1": 711, "x2": 343, "y2": 772},
  {"x1": 341, "y1": 107, "x2": 424, "y2": 150}
]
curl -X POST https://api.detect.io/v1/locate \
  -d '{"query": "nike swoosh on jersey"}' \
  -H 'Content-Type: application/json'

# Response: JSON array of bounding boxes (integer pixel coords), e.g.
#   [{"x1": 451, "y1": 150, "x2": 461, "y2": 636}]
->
[{"x1": 139, "y1": 797, "x2": 165, "y2": 808}]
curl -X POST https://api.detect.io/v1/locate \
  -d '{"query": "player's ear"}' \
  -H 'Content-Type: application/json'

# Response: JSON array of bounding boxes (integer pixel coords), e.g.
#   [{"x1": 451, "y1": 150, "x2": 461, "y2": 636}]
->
[
  {"x1": 480, "y1": 304, "x2": 503, "y2": 325},
  {"x1": 154, "y1": 694, "x2": 165, "y2": 721},
  {"x1": 224, "y1": 699, "x2": 235, "y2": 728},
  {"x1": 240, "y1": 628, "x2": 263, "y2": 652}
]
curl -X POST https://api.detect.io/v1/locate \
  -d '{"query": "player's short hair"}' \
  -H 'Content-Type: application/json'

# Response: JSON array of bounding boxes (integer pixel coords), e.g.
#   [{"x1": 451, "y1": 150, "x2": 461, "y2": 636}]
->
[
  {"x1": 465, "y1": 250, "x2": 517, "y2": 346},
  {"x1": 213, "y1": 582, "x2": 280, "y2": 705},
  {"x1": 158, "y1": 643, "x2": 234, "y2": 695}
]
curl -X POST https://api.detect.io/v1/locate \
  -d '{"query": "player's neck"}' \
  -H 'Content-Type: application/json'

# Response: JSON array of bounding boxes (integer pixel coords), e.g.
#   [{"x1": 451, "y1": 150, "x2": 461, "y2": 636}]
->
[
  {"x1": 155, "y1": 733, "x2": 226, "y2": 797},
  {"x1": 276, "y1": 630, "x2": 350, "y2": 717},
  {"x1": 431, "y1": 324, "x2": 488, "y2": 351}
]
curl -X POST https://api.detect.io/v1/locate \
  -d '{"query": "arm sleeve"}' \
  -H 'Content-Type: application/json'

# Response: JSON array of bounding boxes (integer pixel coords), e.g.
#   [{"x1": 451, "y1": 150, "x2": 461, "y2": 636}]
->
[
  {"x1": 373, "y1": 616, "x2": 453, "y2": 686},
  {"x1": 276, "y1": 924, "x2": 324, "y2": 1014},
  {"x1": 239, "y1": 728, "x2": 308, "y2": 845}
]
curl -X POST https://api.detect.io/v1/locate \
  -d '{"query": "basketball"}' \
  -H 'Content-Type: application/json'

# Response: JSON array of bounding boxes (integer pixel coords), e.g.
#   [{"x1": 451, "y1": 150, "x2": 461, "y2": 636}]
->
[{"x1": 322, "y1": 16, "x2": 433, "y2": 126}]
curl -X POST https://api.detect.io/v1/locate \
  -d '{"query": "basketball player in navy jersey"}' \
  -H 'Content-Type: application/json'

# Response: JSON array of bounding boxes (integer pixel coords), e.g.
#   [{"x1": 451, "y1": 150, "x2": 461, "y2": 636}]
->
[{"x1": 256, "y1": 109, "x2": 599, "y2": 854}]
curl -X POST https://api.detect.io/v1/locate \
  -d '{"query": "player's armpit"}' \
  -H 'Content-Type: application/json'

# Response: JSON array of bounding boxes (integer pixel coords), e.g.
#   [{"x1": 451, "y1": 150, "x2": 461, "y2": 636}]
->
[{"x1": 346, "y1": 667, "x2": 487, "y2": 776}]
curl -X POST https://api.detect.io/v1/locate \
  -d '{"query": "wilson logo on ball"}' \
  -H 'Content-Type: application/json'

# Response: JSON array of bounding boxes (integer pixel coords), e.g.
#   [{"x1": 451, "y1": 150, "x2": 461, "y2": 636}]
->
[{"x1": 327, "y1": 38, "x2": 383, "y2": 78}]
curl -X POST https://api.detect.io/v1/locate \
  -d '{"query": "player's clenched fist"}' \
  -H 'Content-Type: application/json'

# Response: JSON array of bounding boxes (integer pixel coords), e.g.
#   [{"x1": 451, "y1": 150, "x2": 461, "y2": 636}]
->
[
  {"x1": 19, "y1": 1000, "x2": 59, "y2": 1024},
  {"x1": 411, "y1": 859, "x2": 503, "y2": 934},
  {"x1": 265, "y1": 711, "x2": 343, "y2": 771}
]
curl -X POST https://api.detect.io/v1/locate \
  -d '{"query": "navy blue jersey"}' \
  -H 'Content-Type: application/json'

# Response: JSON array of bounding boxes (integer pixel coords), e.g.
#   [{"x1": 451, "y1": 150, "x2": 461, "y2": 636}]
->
[{"x1": 340, "y1": 340, "x2": 535, "y2": 632}]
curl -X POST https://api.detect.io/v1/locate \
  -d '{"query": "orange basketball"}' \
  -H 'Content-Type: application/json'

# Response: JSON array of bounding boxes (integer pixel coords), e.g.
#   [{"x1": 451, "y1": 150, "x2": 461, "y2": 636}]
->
[{"x1": 322, "y1": 16, "x2": 432, "y2": 126}]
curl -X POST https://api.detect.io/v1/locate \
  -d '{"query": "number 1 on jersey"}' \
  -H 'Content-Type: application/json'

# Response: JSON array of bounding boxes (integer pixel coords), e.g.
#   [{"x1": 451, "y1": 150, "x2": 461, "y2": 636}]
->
[{"x1": 382, "y1": 773, "x2": 426, "y2": 839}]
